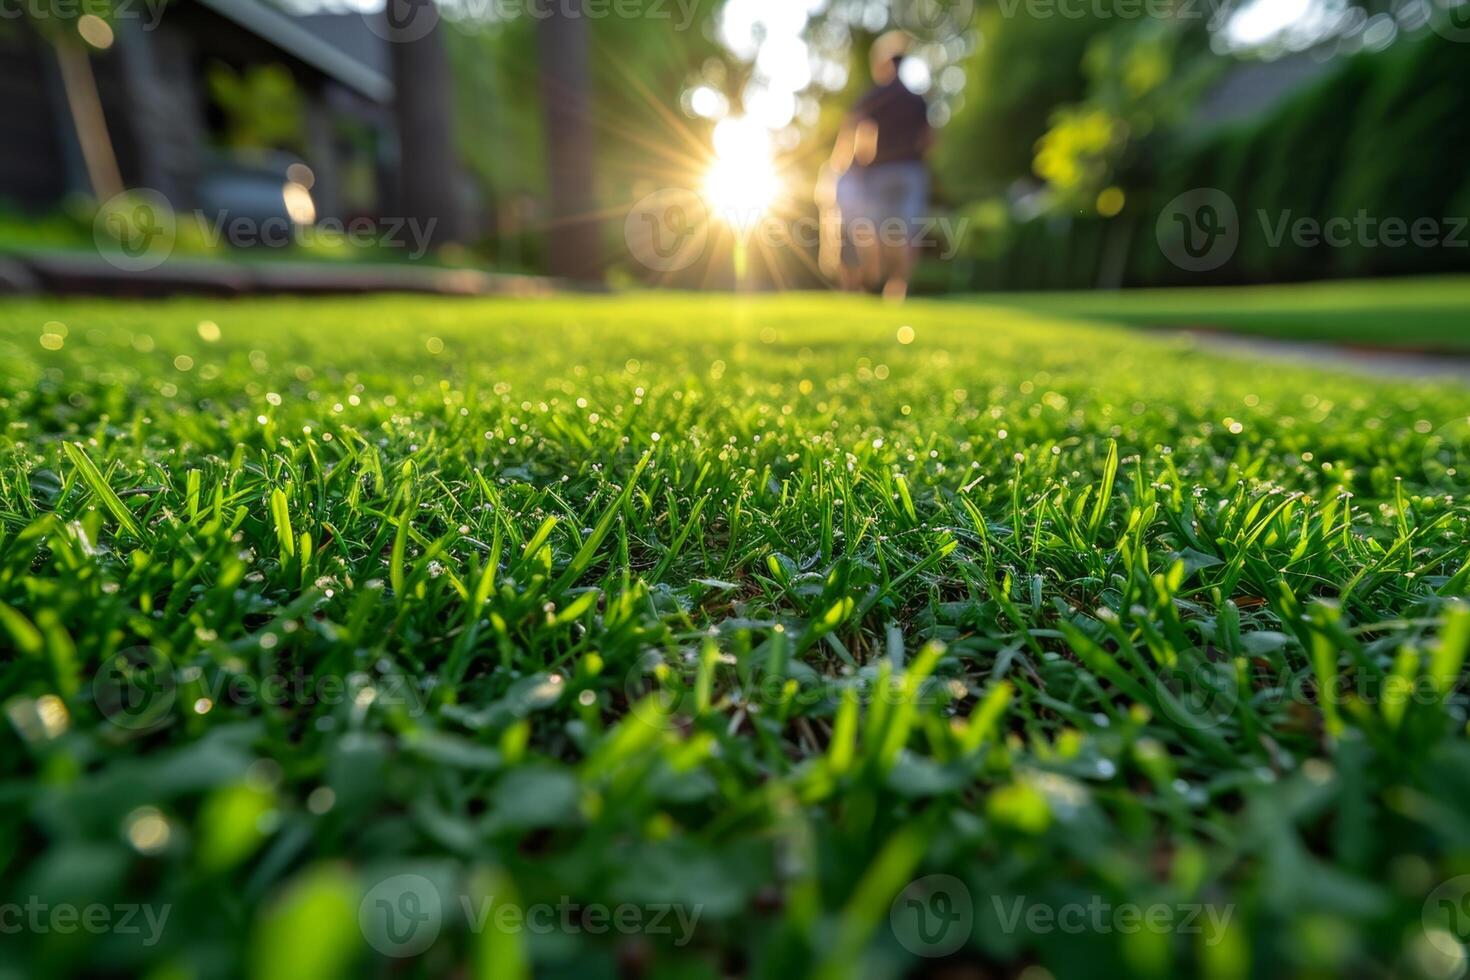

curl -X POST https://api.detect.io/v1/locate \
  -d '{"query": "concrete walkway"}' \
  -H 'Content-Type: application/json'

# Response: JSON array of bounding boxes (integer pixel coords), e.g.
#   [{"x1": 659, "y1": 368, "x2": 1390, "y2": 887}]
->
[
  {"x1": 1175, "y1": 329, "x2": 1470, "y2": 384},
  {"x1": 0, "y1": 248, "x2": 568, "y2": 298}
]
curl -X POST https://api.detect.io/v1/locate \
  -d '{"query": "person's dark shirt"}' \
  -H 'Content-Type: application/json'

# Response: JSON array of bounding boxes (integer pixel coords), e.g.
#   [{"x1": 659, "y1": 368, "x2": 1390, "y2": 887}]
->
[{"x1": 852, "y1": 77, "x2": 930, "y2": 168}]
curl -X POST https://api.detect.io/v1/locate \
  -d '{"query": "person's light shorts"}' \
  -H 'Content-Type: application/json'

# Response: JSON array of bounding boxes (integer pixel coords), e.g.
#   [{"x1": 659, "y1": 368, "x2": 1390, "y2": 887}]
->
[
  {"x1": 853, "y1": 161, "x2": 929, "y2": 240},
  {"x1": 835, "y1": 169, "x2": 866, "y2": 217},
  {"x1": 834, "y1": 170, "x2": 865, "y2": 267}
]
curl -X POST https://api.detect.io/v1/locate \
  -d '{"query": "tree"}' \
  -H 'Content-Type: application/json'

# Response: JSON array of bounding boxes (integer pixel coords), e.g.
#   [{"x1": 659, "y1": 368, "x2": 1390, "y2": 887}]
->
[
  {"x1": 386, "y1": 0, "x2": 464, "y2": 248},
  {"x1": 535, "y1": 0, "x2": 599, "y2": 281},
  {"x1": 22, "y1": 5, "x2": 126, "y2": 201}
]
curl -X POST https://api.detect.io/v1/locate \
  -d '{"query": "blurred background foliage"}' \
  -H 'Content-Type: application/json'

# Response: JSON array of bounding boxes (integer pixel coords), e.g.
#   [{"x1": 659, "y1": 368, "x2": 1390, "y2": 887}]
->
[
  {"x1": 206, "y1": 63, "x2": 308, "y2": 154},
  {"x1": 432, "y1": 0, "x2": 1470, "y2": 288},
  {"x1": 1, "y1": 0, "x2": 1465, "y2": 287},
  {"x1": 957, "y1": 28, "x2": 1470, "y2": 292}
]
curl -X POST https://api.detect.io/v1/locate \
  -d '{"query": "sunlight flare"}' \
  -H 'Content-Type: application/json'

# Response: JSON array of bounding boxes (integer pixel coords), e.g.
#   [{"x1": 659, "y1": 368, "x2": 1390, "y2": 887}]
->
[{"x1": 703, "y1": 117, "x2": 781, "y2": 229}]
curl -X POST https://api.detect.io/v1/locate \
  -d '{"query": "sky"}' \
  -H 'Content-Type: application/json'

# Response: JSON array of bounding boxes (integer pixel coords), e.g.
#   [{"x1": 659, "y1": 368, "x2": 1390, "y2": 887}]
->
[{"x1": 1227, "y1": 0, "x2": 1325, "y2": 45}]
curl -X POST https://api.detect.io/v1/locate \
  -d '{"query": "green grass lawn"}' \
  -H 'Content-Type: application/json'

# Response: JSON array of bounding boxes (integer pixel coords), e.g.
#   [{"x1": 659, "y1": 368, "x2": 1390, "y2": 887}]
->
[
  {"x1": 982, "y1": 276, "x2": 1470, "y2": 352},
  {"x1": 4, "y1": 293, "x2": 1470, "y2": 979}
]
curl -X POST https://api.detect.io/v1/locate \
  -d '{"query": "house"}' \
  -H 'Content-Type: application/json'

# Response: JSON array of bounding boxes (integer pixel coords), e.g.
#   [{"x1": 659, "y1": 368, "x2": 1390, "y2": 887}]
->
[
  {"x1": 0, "y1": 0, "x2": 397, "y2": 223},
  {"x1": 1188, "y1": 51, "x2": 1336, "y2": 133}
]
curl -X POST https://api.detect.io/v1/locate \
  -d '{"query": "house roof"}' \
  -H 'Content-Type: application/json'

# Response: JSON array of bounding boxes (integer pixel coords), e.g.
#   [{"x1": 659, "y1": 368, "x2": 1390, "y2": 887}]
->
[
  {"x1": 195, "y1": 0, "x2": 394, "y2": 103},
  {"x1": 1190, "y1": 53, "x2": 1335, "y2": 131}
]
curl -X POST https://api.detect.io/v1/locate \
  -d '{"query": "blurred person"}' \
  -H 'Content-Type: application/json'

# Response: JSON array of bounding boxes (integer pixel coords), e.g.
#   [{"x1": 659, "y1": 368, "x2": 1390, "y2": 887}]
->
[
  {"x1": 830, "y1": 32, "x2": 933, "y2": 301},
  {"x1": 817, "y1": 133, "x2": 865, "y2": 291}
]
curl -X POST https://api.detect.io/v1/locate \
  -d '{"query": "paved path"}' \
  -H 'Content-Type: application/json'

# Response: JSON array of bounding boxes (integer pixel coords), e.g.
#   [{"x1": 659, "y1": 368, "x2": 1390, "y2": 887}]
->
[
  {"x1": 0, "y1": 248, "x2": 570, "y2": 298},
  {"x1": 1175, "y1": 329, "x2": 1470, "y2": 384}
]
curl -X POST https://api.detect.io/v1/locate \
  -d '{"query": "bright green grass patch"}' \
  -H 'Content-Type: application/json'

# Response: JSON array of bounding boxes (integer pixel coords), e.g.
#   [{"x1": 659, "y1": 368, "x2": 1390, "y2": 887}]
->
[
  {"x1": 2, "y1": 294, "x2": 1470, "y2": 979},
  {"x1": 983, "y1": 276, "x2": 1470, "y2": 351}
]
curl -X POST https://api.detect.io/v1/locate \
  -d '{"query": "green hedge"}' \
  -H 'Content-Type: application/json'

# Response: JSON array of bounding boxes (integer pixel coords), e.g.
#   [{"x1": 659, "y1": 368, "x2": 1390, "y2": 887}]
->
[{"x1": 959, "y1": 32, "x2": 1470, "y2": 291}]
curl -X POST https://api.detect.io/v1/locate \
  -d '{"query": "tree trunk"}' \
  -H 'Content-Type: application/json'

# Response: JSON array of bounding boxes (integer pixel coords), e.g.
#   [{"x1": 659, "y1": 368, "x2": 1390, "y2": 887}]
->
[
  {"x1": 388, "y1": 0, "x2": 462, "y2": 249},
  {"x1": 536, "y1": 0, "x2": 599, "y2": 282},
  {"x1": 52, "y1": 38, "x2": 124, "y2": 202}
]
